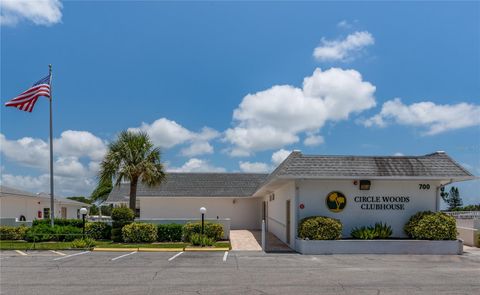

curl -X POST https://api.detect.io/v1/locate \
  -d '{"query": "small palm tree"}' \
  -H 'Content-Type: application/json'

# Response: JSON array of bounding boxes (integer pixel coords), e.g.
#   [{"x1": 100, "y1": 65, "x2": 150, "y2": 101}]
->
[{"x1": 99, "y1": 130, "x2": 166, "y2": 212}]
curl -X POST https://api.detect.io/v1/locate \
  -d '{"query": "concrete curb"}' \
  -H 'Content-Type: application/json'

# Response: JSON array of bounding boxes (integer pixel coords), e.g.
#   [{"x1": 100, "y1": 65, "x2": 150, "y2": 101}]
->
[
  {"x1": 184, "y1": 247, "x2": 230, "y2": 252},
  {"x1": 138, "y1": 248, "x2": 184, "y2": 252},
  {"x1": 93, "y1": 248, "x2": 138, "y2": 252}
]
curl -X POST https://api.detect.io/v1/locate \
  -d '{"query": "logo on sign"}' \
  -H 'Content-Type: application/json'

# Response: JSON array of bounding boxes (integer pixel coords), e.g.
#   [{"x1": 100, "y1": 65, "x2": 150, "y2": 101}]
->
[{"x1": 326, "y1": 191, "x2": 346, "y2": 213}]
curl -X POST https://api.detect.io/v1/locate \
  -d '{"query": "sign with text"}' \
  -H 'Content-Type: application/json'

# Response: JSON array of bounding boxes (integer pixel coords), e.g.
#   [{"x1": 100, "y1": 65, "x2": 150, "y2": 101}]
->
[{"x1": 354, "y1": 196, "x2": 410, "y2": 210}]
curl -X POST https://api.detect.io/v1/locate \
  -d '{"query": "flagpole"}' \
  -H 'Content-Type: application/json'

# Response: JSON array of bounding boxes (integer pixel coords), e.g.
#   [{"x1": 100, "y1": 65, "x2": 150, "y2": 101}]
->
[{"x1": 49, "y1": 64, "x2": 55, "y2": 227}]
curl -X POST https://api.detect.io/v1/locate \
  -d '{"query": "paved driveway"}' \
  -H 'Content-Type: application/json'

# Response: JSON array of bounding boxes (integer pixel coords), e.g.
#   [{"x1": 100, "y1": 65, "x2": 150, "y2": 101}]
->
[{"x1": 1, "y1": 249, "x2": 479, "y2": 294}]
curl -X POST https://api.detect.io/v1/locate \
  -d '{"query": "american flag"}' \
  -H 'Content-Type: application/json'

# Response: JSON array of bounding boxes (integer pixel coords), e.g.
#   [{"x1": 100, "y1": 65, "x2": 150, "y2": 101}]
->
[{"x1": 4, "y1": 74, "x2": 51, "y2": 112}]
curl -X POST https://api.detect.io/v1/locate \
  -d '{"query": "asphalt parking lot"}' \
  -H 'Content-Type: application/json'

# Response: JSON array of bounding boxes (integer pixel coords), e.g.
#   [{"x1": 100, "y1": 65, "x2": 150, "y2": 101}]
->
[{"x1": 1, "y1": 249, "x2": 480, "y2": 295}]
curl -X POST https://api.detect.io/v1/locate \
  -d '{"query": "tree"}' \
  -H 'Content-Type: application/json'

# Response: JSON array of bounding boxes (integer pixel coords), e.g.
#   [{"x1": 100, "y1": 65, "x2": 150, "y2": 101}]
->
[
  {"x1": 99, "y1": 131, "x2": 166, "y2": 212},
  {"x1": 67, "y1": 196, "x2": 92, "y2": 204},
  {"x1": 442, "y1": 186, "x2": 463, "y2": 211},
  {"x1": 90, "y1": 177, "x2": 113, "y2": 203}
]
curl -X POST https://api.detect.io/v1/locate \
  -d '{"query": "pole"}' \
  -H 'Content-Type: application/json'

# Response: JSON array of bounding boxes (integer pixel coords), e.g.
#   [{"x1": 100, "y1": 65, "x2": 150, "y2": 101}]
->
[
  {"x1": 48, "y1": 64, "x2": 55, "y2": 227},
  {"x1": 82, "y1": 214, "x2": 86, "y2": 239},
  {"x1": 201, "y1": 213, "x2": 204, "y2": 247}
]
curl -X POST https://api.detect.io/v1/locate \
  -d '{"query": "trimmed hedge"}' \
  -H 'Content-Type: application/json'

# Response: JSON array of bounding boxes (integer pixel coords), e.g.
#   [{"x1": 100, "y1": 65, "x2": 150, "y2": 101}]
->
[
  {"x1": 33, "y1": 218, "x2": 84, "y2": 228},
  {"x1": 404, "y1": 211, "x2": 435, "y2": 238},
  {"x1": 85, "y1": 222, "x2": 112, "y2": 240},
  {"x1": 111, "y1": 207, "x2": 135, "y2": 242},
  {"x1": 298, "y1": 216, "x2": 342, "y2": 240},
  {"x1": 157, "y1": 224, "x2": 183, "y2": 242},
  {"x1": 0, "y1": 225, "x2": 29, "y2": 240},
  {"x1": 183, "y1": 222, "x2": 223, "y2": 242},
  {"x1": 25, "y1": 224, "x2": 82, "y2": 242},
  {"x1": 411, "y1": 212, "x2": 457, "y2": 240},
  {"x1": 122, "y1": 223, "x2": 157, "y2": 243}
]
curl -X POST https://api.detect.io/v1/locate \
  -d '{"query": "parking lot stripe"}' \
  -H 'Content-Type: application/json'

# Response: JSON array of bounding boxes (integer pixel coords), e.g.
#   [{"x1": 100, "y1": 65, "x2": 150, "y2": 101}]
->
[
  {"x1": 111, "y1": 251, "x2": 137, "y2": 261},
  {"x1": 53, "y1": 251, "x2": 89, "y2": 261},
  {"x1": 15, "y1": 250, "x2": 27, "y2": 256},
  {"x1": 168, "y1": 251, "x2": 184, "y2": 261},
  {"x1": 50, "y1": 250, "x2": 66, "y2": 256},
  {"x1": 223, "y1": 251, "x2": 229, "y2": 262}
]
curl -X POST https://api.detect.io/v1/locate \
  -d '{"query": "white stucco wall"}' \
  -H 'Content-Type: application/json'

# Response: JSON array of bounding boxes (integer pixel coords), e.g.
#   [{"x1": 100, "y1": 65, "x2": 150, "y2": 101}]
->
[
  {"x1": 297, "y1": 179, "x2": 440, "y2": 237},
  {"x1": 139, "y1": 197, "x2": 261, "y2": 230},
  {"x1": 0, "y1": 196, "x2": 84, "y2": 220},
  {"x1": 263, "y1": 182, "x2": 296, "y2": 248}
]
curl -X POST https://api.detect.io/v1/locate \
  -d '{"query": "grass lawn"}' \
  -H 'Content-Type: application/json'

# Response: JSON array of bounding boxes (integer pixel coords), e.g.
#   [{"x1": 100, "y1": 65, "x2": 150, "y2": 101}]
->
[{"x1": 0, "y1": 240, "x2": 231, "y2": 250}]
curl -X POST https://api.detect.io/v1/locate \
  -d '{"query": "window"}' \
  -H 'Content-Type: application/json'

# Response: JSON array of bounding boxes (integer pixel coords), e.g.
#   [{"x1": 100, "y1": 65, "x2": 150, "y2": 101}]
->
[{"x1": 43, "y1": 208, "x2": 50, "y2": 219}]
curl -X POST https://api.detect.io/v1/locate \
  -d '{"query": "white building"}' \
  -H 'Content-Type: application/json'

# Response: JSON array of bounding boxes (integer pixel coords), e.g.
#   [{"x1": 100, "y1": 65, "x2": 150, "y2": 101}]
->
[
  {"x1": 0, "y1": 185, "x2": 88, "y2": 223},
  {"x1": 106, "y1": 151, "x2": 475, "y2": 250}
]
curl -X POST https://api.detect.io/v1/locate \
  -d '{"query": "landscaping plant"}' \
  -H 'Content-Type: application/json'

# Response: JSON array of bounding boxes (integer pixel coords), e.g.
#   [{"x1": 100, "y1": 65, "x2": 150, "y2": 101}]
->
[
  {"x1": 298, "y1": 216, "x2": 342, "y2": 240},
  {"x1": 85, "y1": 222, "x2": 112, "y2": 240},
  {"x1": 122, "y1": 223, "x2": 157, "y2": 243},
  {"x1": 157, "y1": 224, "x2": 183, "y2": 242},
  {"x1": 411, "y1": 212, "x2": 457, "y2": 240},
  {"x1": 404, "y1": 211, "x2": 434, "y2": 238},
  {"x1": 0, "y1": 225, "x2": 28, "y2": 240},
  {"x1": 33, "y1": 218, "x2": 84, "y2": 228},
  {"x1": 111, "y1": 207, "x2": 135, "y2": 242},
  {"x1": 25, "y1": 224, "x2": 82, "y2": 242},
  {"x1": 182, "y1": 222, "x2": 223, "y2": 242},
  {"x1": 351, "y1": 223, "x2": 392, "y2": 239},
  {"x1": 71, "y1": 238, "x2": 97, "y2": 249},
  {"x1": 189, "y1": 233, "x2": 214, "y2": 246}
]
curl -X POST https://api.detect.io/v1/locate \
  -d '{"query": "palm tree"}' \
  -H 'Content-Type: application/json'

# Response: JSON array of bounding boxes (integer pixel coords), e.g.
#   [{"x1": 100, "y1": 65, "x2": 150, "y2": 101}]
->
[{"x1": 99, "y1": 130, "x2": 166, "y2": 212}]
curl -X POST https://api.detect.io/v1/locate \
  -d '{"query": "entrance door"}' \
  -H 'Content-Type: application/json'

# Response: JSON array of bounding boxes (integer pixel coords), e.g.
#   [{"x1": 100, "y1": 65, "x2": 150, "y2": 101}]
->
[
  {"x1": 286, "y1": 200, "x2": 291, "y2": 244},
  {"x1": 61, "y1": 207, "x2": 67, "y2": 219}
]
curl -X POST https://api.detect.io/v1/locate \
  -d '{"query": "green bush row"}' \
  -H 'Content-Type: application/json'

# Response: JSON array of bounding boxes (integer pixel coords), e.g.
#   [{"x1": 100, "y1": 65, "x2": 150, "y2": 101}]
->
[
  {"x1": 404, "y1": 211, "x2": 457, "y2": 240},
  {"x1": 0, "y1": 225, "x2": 29, "y2": 240},
  {"x1": 85, "y1": 222, "x2": 112, "y2": 240},
  {"x1": 182, "y1": 222, "x2": 224, "y2": 242},
  {"x1": 298, "y1": 216, "x2": 342, "y2": 240},
  {"x1": 33, "y1": 218, "x2": 84, "y2": 228},
  {"x1": 25, "y1": 224, "x2": 82, "y2": 242}
]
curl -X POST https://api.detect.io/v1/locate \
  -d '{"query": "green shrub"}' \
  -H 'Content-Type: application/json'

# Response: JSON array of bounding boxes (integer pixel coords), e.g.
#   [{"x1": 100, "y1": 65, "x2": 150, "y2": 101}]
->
[
  {"x1": 122, "y1": 223, "x2": 157, "y2": 243},
  {"x1": 411, "y1": 212, "x2": 457, "y2": 240},
  {"x1": 33, "y1": 218, "x2": 84, "y2": 228},
  {"x1": 71, "y1": 238, "x2": 96, "y2": 249},
  {"x1": 85, "y1": 222, "x2": 112, "y2": 240},
  {"x1": 298, "y1": 216, "x2": 342, "y2": 240},
  {"x1": 0, "y1": 225, "x2": 29, "y2": 240},
  {"x1": 190, "y1": 233, "x2": 214, "y2": 246},
  {"x1": 157, "y1": 224, "x2": 183, "y2": 242},
  {"x1": 182, "y1": 222, "x2": 223, "y2": 242},
  {"x1": 111, "y1": 207, "x2": 135, "y2": 242},
  {"x1": 351, "y1": 223, "x2": 392, "y2": 239},
  {"x1": 25, "y1": 225, "x2": 82, "y2": 242},
  {"x1": 404, "y1": 211, "x2": 435, "y2": 238}
]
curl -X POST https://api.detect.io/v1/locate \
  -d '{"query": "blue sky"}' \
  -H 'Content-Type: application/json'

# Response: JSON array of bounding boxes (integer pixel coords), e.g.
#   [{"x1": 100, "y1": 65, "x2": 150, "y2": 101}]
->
[{"x1": 1, "y1": 1, "x2": 479, "y2": 205}]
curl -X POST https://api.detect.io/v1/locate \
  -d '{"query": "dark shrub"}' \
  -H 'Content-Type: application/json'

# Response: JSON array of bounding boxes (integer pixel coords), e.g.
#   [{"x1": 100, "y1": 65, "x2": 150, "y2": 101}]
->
[
  {"x1": 33, "y1": 218, "x2": 84, "y2": 228},
  {"x1": 183, "y1": 222, "x2": 224, "y2": 242},
  {"x1": 111, "y1": 207, "x2": 135, "y2": 242},
  {"x1": 298, "y1": 216, "x2": 342, "y2": 240},
  {"x1": 25, "y1": 225, "x2": 82, "y2": 242},
  {"x1": 190, "y1": 233, "x2": 214, "y2": 246},
  {"x1": 411, "y1": 212, "x2": 457, "y2": 240},
  {"x1": 0, "y1": 225, "x2": 29, "y2": 240},
  {"x1": 157, "y1": 224, "x2": 183, "y2": 242},
  {"x1": 122, "y1": 223, "x2": 157, "y2": 243},
  {"x1": 404, "y1": 211, "x2": 435, "y2": 238},
  {"x1": 85, "y1": 222, "x2": 112, "y2": 240}
]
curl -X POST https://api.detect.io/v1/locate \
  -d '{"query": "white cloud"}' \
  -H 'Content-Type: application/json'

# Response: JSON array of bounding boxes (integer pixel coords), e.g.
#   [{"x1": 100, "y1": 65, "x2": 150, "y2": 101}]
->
[
  {"x1": 55, "y1": 130, "x2": 107, "y2": 161},
  {"x1": 0, "y1": 133, "x2": 49, "y2": 168},
  {"x1": 313, "y1": 31, "x2": 374, "y2": 62},
  {"x1": 393, "y1": 152, "x2": 404, "y2": 156},
  {"x1": 1, "y1": 0, "x2": 62, "y2": 26},
  {"x1": 337, "y1": 20, "x2": 352, "y2": 29},
  {"x1": 304, "y1": 134, "x2": 324, "y2": 146},
  {"x1": 225, "y1": 67, "x2": 376, "y2": 156},
  {"x1": 363, "y1": 98, "x2": 480, "y2": 135},
  {"x1": 239, "y1": 161, "x2": 270, "y2": 173},
  {"x1": 168, "y1": 158, "x2": 226, "y2": 173},
  {"x1": 129, "y1": 118, "x2": 219, "y2": 156},
  {"x1": 271, "y1": 149, "x2": 291, "y2": 166}
]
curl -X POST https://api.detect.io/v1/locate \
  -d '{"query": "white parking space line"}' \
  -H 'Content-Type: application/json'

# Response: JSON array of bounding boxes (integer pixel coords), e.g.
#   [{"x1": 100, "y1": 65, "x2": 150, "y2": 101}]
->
[
  {"x1": 50, "y1": 250, "x2": 66, "y2": 256},
  {"x1": 223, "y1": 251, "x2": 229, "y2": 262},
  {"x1": 168, "y1": 251, "x2": 184, "y2": 261},
  {"x1": 15, "y1": 250, "x2": 27, "y2": 256},
  {"x1": 111, "y1": 251, "x2": 137, "y2": 261},
  {"x1": 53, "y1": 251, "x2": 89, "y2": 261}
]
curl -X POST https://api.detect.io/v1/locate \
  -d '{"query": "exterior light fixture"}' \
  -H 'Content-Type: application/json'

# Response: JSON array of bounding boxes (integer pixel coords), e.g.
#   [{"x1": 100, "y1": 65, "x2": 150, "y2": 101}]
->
[
  {"x1": 359, "y1": 180, "x2": 371, "y2": 190},
  {"x1": 79, "y1": 207, "x2": 88, "y2": 238},
  {"x1": 199, "y1": 207, "x2": 207, "y2": 247}
]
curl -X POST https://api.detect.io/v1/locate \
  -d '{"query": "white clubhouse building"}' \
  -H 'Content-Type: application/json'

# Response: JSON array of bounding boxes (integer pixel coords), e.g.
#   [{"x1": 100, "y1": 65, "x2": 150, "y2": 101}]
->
[{"x1": 106, "y1": 151, "x2": 475, "y2": 250}]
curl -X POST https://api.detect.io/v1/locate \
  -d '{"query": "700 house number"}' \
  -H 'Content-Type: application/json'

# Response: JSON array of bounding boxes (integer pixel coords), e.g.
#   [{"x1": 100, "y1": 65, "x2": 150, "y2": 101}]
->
[{"x1": 419, "y1": 184, "x2": 430, "y2": 190}]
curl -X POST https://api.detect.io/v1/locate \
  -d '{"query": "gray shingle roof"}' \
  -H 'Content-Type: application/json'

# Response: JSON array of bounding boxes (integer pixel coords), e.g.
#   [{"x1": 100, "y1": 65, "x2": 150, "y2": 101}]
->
[
  {"x1": 269, "y1": 151, "x2": 474, "y2": 179},
  {"x1": 106, "y1": 173, "x2": 269, "y2": 203},
  {"x1": 0, "y1": 185, "x2": 89, "y2": 206}
]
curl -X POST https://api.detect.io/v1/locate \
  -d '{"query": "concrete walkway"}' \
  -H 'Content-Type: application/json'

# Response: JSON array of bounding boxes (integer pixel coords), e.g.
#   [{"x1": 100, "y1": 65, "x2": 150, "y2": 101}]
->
[
  {"x1": 230, "y1": 230, "x2": 294, "y2": 252},
  {"x1": 230, "y1": 230, "x2": 262, "y2": 251}
]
